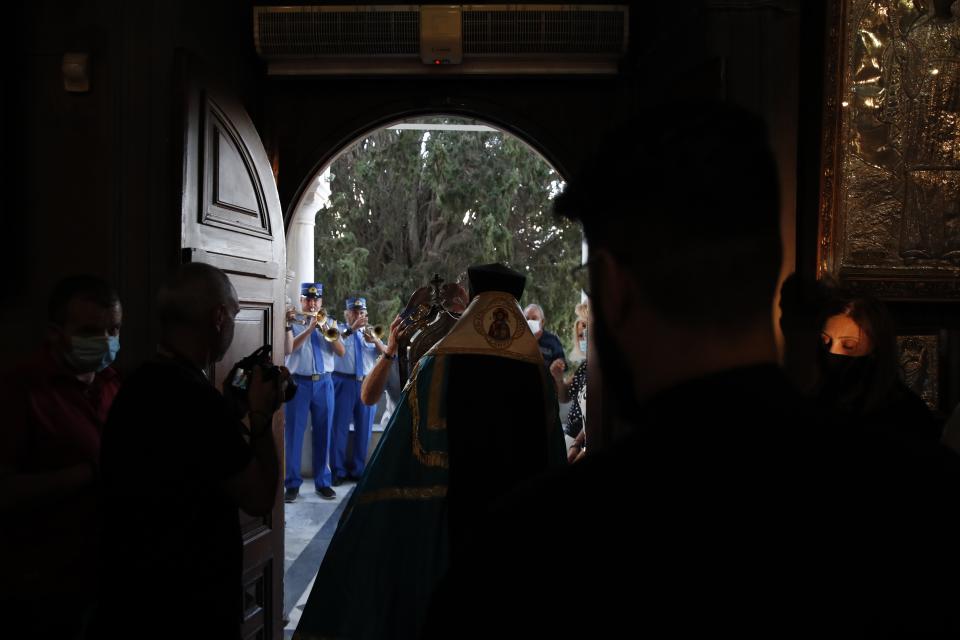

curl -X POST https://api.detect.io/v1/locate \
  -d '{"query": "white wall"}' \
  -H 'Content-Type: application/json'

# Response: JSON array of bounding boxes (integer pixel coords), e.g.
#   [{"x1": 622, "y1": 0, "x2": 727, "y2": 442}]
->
[{"x1": 286, "y1": 167, "x2": 331, "y2": 477}]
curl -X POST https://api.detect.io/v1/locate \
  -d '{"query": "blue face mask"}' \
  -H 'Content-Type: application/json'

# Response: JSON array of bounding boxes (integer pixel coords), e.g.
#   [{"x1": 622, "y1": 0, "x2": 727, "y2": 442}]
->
[
  {"x1": 65, "y1": 335, "x2": 120, "y2": 373},
  {"x1": 579, "y1": 329, "x2": 588, "y2": 355}
]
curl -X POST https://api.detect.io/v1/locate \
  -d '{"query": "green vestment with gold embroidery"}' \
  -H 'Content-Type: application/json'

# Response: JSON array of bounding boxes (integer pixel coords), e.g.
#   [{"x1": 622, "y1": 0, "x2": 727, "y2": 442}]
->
[{"x1": 294, "y1": 291, "x2": 566, "y2": 640}]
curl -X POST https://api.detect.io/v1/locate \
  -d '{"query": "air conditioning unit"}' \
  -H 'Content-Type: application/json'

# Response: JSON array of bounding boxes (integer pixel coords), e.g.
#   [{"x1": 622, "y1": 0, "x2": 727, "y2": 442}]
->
[{"x1": 253, "y1": 4, "x2": 629, "y2": 75}]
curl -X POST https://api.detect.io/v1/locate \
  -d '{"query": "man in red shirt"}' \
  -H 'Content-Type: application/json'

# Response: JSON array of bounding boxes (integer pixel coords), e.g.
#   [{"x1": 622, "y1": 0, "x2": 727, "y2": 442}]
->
[{"x1": 0, "y1": 275, "x2": 122, "y2": 638}]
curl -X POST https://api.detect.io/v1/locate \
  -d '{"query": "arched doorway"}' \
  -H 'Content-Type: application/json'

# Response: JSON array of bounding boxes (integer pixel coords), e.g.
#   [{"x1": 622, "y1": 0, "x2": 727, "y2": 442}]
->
[{"x1": 280, "y1": 113, "x2": 587, "y2": 632}]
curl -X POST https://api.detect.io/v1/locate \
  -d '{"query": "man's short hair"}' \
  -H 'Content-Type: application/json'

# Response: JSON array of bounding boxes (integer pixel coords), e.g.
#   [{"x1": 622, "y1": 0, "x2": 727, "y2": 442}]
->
[
  {"x1": 157, "y1": 262, "x2": 235, "y2": 329},
  {"x1": 48, "y1": 275, "x2": 120, "y2": 326},
  {"x1": 554, "y1": 102, "x2": 782, "y2": 328}
]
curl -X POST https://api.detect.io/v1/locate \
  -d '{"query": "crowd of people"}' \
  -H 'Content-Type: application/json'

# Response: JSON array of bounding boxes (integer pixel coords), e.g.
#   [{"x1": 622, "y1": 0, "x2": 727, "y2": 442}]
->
[{"x1": 2, "y1": 101, "x2": 959, "y2": 639}]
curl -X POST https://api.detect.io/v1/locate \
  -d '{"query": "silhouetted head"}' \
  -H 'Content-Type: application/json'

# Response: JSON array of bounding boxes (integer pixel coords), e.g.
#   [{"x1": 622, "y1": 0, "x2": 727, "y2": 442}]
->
[
  {"x1": 158, "y1": 263, "x2": 238, "y2": 363},
  {"x1": 555, "y1": 102, "x2": 782, "y2": 407},
  {"x1": 466, "y1": 263, "x2": 526, "y2": 301}
]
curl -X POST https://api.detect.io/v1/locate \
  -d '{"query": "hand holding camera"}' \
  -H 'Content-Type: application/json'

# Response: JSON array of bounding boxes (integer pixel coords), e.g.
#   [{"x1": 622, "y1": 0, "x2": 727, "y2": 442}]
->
[
  {"x1": 247, "y1": 365, "x2": 288, "y2": 418},
  {"x1": 226, "y1": 345, "x2": 296, "y2": 424}
]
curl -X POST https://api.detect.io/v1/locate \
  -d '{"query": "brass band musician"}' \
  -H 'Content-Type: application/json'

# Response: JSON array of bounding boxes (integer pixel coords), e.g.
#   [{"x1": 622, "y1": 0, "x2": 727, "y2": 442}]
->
[{"x1": 282, "y1": 282, "x2": 345, "y2": 503}]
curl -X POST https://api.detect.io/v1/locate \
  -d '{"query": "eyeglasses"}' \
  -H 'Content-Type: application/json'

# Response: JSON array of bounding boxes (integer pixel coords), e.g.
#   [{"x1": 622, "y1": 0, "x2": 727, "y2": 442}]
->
[{"x1": 570, "y1": 261, "x2": 592, "y2": 296}]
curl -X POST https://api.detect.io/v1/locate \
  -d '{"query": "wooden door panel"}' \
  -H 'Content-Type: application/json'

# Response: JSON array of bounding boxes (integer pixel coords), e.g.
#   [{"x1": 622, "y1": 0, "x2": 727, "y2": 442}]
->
[
  {"x1": 179, "y1": 60, "x2": 286, "y2": 639},
  {"x1": 183, "y1": 86, "x2": 284, "y2": 260},
  {"x1": 203, "y1": 98, "x2": 273, "y2": 237},
  {"x1": 212, "y1": 305, "x2": 271, "y2": 390},
  {"x1": 242, "y1": 558, "x2": 276, "y2": 639}
]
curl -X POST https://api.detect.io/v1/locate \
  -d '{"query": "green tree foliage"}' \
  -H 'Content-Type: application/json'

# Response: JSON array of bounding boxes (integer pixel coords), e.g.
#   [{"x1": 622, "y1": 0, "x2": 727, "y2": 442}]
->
[{"x1": 314, "y1": 117, "x2": 583, "y2": 358}]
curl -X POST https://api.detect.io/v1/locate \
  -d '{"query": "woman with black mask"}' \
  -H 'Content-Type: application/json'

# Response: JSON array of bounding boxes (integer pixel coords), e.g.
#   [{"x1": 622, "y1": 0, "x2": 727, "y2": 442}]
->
[{"x1": 817, "y1": 296, "x2": 942, "y2": 444}]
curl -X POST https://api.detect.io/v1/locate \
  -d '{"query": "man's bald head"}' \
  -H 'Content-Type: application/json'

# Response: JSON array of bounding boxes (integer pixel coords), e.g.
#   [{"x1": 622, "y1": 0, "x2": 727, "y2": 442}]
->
[
  {"x1": 157, "y1": 263, "x2": 239, "y2": 363},
  {"x1": 158, "y1": 263, "x2": 238, "y2": 332}
]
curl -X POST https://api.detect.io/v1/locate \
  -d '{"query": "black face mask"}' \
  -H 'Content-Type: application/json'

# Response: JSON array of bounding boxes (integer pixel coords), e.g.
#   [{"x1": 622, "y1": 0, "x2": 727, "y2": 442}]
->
[{"x1": 819, "y1": 352, "x2": 876, "y2": 411}]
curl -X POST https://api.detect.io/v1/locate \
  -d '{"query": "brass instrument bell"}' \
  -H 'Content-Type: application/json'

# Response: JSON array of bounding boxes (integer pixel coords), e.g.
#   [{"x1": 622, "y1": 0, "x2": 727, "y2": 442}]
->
[
  {"x1": 322, "y1": 325, "x2": 341, "y2": 343},
  {"x1": 364, "y1": 325, "x2": 386, "y2": 341},
  {"x1": 293, "y1": 309, "x2": 328, "y2": 325}
]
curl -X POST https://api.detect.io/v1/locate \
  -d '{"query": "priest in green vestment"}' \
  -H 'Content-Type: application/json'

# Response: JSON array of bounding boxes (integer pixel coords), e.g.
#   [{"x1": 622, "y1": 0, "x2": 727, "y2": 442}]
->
[{"x1": 294, "y1": 263, "x2": 567, "y2": 640}]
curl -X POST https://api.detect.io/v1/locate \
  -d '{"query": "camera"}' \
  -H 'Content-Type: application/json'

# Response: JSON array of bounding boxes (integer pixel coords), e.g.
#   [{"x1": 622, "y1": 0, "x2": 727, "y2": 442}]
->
[{"x1": 229, "y1": 345, "x2": 297, "y2": 403}]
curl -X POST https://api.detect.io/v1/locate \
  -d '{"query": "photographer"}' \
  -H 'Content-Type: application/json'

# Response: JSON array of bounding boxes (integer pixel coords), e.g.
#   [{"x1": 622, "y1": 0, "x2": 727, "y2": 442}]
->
[{"x1": 93, "y1": 263, "x2": 286, "y2": 640}]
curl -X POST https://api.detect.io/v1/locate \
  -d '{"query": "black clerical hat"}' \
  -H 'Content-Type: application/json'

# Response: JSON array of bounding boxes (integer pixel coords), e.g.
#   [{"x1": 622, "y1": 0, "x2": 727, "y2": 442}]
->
[{"x1": 467, "y1": 263, "x2": 526, "y2": 301}]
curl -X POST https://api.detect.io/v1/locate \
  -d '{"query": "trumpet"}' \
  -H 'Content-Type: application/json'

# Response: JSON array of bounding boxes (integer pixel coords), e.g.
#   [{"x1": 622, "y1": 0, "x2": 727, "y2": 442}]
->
[
  {"x1": 321, "y1": 325, "x2": 341, "y2": 343},
  {"x1": 292, "y1": 309, "x2": 328, "y2": 325},
  {"x1": 363, "y1": 325, "x2": 386, "y2": 341}
]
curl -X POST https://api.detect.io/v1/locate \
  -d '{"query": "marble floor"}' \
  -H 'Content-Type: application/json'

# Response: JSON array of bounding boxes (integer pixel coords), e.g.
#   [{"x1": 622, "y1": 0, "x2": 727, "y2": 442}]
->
[{"x1": 282, "y1": 479, "x2": 356, "y2": 638}]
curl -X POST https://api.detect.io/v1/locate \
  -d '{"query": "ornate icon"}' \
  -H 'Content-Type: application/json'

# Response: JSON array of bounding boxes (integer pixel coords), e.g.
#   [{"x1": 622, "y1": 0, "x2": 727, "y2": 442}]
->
[{"x1": 819, "y1": 0, "x2": 960, "y2": 299}]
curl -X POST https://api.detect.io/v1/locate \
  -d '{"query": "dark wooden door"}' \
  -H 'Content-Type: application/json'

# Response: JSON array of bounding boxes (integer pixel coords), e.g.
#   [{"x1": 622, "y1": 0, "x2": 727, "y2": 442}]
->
[{"x1": 179, "y1": 70, "x2": 286, "y2": 640}]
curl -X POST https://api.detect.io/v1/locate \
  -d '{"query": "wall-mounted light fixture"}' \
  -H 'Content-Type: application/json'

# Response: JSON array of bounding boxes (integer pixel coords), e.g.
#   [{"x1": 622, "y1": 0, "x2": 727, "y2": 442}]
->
[{"x1": 62, "y1": 53, "x2": 90, "y2": 92}]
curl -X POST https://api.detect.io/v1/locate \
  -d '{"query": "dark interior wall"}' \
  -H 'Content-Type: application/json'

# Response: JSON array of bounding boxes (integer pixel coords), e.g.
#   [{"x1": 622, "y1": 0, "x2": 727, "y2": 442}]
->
[
  {"x1": 3, "y1": 1, "x2": 123, "y2": 339},
  {"x1": 267, "y1": 76, "x2": 638, "y2": 213},
  {"x1": 703, "y1": 1, "x2": 802, "y2": 278},
  {"x1": 2, "y1": 7, "x2": 31, "y2": 304},
  {"x1": 2, "y1": 0, "x2": 262, "y2": 369}
]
